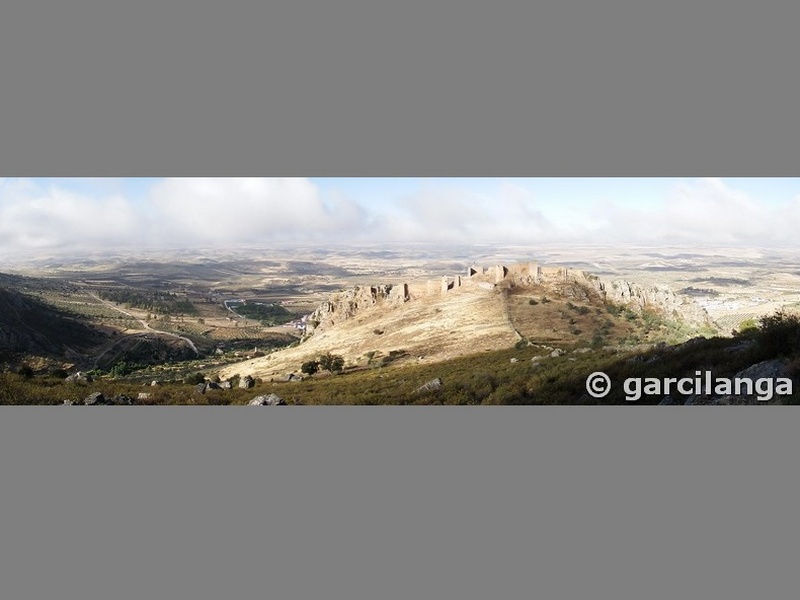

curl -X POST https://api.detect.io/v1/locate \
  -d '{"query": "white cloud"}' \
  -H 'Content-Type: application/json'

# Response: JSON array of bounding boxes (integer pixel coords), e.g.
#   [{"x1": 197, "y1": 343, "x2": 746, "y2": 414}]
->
[
  {"x1": 0, "y1": 178, "x2": 798, "y2": 258},
  {"x1": 378, "y1": 182, "x2": 558, "y2": 244},
  {"x1": 582, "y1": 178, "x2": 796, "y2": 246},
  {"x1": 147, "y1": 178, "x2": 367, "y2": 246},
  {"x1": 0, "y1": 182, "x2": 143, "y2": 253},
  {"x1": 0, "y1": 178, "x2": 369, "y2": 255}
]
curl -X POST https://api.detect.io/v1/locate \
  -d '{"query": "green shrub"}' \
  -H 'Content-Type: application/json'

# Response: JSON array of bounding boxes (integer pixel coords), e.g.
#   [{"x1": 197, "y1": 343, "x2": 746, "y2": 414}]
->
[
  {"x1": 301, "y1": 360, "x2": 320, "y2": 376},
  {"x1": 187, "y1": 372, "x2": 206, "y2": 385},
  {"x1": 756, "y1": 310, "x2": 800, "y2": 357},
  {"x1": 319, "y1": 353, "x2": 345, "y2": 374},
  {"x1": 737, "y1": 318, "x2": 758, "y2": 334}
]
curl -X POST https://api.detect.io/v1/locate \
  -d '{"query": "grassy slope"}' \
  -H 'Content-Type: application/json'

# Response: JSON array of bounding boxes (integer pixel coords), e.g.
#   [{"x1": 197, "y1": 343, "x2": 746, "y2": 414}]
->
[{"x1": 5, "y1": 324, "x2": 799, "y2": 405}]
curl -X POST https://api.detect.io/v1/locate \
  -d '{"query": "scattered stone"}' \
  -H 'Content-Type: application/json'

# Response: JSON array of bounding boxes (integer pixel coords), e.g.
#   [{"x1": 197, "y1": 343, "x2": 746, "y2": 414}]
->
[
  {"x1": 219, "y1": 381, "x2": 232, "y2": 390},
  {"x1": 249, "y1": 394, "x2": 286, "y2": 406},
  {"x1": 206, "y1": 382, "x2": 223, "y2": 390},
  {"x1": 510, "y1": 358, "x2": 518, "y2": 363},
  {"x1": 416, "y1": 377, "x2": 443, "y2": 394},
  {"x1": 138, "y1": 392, "x2": 151, "y2": 400},
  {"x1": 239, "y1": 375, "x2": 255, "y2": 390},
  {"x1": 66, "y1": 372, "x2": 92, "y2": 384},
  {"x1": 150, "y1": 380, "x2": 160, "y2": 387},
  {"x1": 195, "y1": 383, "x2": 208, "y2": 394},
  {"x1": 550, "y1": 349, "x2": 565, "y2": 358},
  {"x1": 62, "y1": 399, "x2": 75, "y2": 406},
  {"x1": 84, "y1": 392, "x2": 107, "y2": 405}
]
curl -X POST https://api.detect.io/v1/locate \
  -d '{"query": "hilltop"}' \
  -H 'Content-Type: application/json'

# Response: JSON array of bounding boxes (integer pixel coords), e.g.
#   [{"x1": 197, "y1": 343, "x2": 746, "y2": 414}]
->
[{"x1": 219, "y1": 262, "x2": 716, "y2": 381}]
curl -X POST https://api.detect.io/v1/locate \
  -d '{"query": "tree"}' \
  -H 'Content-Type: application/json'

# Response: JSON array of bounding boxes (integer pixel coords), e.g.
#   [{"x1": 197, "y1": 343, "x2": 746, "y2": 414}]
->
[
  {"x1": 301, "y1": 360, "x2": 320, "y2": 376},
  {"x1": 318, "y1": 353, "x2": 345, "y2": 374}
]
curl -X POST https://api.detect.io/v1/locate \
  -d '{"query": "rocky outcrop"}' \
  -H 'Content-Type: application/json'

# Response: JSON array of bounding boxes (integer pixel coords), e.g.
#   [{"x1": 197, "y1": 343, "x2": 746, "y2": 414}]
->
[
  {"x1": 584, "y1": 275, "x2": 712, "y2": 327},
  {"x1": 601, "y1": 280, "x2": 681, "y2": 312},
  {"x1": 304, "y1": 284, "x2": 410, "y2": 338}
]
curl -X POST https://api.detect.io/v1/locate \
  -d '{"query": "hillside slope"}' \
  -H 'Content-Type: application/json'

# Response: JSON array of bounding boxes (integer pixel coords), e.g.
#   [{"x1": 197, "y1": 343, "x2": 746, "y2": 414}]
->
[{"x1": 0, "y1": 286, "x2": 108, "y2": 360}]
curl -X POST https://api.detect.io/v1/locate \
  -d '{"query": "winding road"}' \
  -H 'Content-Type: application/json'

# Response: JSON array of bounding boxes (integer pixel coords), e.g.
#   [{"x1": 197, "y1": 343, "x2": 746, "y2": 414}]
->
[{"x1": 89, "y1": 292, "x2": 200, "y2": 355}]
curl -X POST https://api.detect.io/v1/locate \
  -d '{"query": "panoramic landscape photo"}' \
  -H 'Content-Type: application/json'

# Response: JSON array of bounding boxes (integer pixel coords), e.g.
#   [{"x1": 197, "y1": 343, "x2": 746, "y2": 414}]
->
[{"x1": 2, "y1": 177, "x2": 800, "y2": 405}]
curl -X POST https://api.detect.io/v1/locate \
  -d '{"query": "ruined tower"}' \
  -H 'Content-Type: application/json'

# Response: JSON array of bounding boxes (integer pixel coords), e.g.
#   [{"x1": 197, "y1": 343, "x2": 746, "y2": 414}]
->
[{"x1": 528, "y1": 261, "x2": 543, "y2": 283}]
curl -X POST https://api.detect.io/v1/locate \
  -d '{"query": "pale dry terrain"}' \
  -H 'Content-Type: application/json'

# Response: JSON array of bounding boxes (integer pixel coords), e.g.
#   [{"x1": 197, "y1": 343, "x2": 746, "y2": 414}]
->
[{"x1": 219, "y1": 282, "x2": 519, "y2": 380}]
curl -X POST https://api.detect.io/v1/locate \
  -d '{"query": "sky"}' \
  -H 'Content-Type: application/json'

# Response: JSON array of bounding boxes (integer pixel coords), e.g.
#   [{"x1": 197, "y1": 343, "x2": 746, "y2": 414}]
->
[{"x1": 1, "y1": 177, "x2": 800, "y2": 256}]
